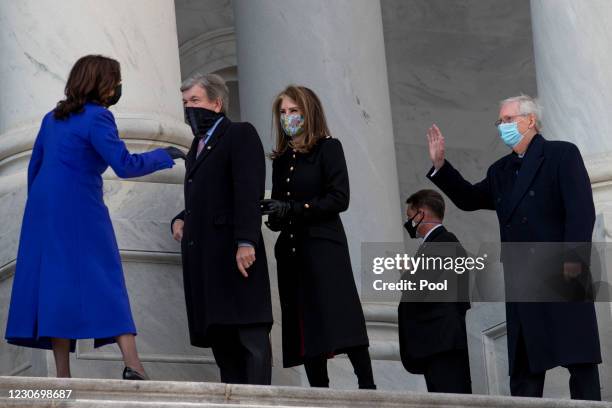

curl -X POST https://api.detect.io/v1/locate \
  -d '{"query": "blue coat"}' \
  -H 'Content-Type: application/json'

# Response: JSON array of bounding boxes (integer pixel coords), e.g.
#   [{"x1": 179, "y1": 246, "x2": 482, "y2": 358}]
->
[
  {"x1": 427, "y1": 134, "x2": 601, "y2": 374},
  {"x1": 5, "y1": 102, "x2": 174, "y2": 350}
]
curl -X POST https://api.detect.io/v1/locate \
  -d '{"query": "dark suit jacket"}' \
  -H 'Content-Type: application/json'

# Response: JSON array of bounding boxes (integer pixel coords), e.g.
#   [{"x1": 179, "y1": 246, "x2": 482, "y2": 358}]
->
[
  {"x1": 427, "y1": 134, "x2": 601, "y2": 374},
  {"x1": 398, "y1": 225, "x2": 471, "y2": 374},
  {"x1": 171, "y1": 117, "x2": 272, "y2": 347}
]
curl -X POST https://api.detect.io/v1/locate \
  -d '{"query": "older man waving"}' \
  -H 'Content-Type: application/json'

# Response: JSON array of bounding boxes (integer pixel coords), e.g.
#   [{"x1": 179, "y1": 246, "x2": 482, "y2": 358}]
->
[{"x1": 426, "y1": 95, "x2": 601, "y2": 400}]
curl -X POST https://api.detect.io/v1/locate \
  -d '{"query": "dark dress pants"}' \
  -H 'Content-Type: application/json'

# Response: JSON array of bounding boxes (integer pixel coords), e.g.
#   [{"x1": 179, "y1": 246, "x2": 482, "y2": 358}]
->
[
  {"x1": 421, "y1": 348, "x2": 472, "y2": 394},
  {"x1": 510, "y1": 328, "x2": 601, "y2": 400},
  {"x1": 210, "y1": 324, "x2": 272, "y2": 385}
]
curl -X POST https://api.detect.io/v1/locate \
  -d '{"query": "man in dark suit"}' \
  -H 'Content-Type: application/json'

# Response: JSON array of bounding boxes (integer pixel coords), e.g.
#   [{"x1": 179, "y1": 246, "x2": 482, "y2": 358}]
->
[
  {"x1": 398, "y1": 189, "x2": 472, "y2": 393},
  {"x1": 426, "y1": 95, "x2": 601, "y2": 400},
  {"x1": 171, "y1": 73, "x2": 272, "y2": 385}
]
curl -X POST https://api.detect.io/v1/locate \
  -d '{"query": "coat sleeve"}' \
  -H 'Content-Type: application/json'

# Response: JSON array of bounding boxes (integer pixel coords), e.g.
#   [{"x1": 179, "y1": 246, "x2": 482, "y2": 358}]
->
[
  {"x1": 264, "y1": 158, "x2": 289, "y2": 232},
  {"x1": 559, "y1": 144, "x2": 595, "y2": 264},
  {"x1": 170, "y1": 210, "x2": 185, "y2": 234},
  {"x1": 27, "y1": 117, "x2": 46, "y2": 194},
  {"x1": 89, "y1": 109, "x2": 174, "y2": 178},
  {"x1": 271, "y1": 158, "x2": 280, "y2": 200},
  {"x1": 231, "y1": 123, "x2": 265, "y2": 245},
  {"x1": 426, "y1": 160, "x2": 495, "y2": 211},
  {"x1": 295, "y1": 138, "x2": 349, "y2": 220}
]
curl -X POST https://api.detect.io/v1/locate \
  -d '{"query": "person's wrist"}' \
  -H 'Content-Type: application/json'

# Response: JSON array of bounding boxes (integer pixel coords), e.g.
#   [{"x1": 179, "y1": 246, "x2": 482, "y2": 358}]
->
[{"x1": 434, "y1": 158, "x2": 445, "y2": 170}]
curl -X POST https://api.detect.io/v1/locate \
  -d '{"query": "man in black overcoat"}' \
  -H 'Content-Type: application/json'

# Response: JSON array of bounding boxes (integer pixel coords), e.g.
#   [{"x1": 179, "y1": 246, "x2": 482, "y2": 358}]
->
[
  {"x1": 171, "y1": 73, "x2": 272, "y2": 385},
  {"x1": 398, "y1": 189, "x2": 472, "y2": 393},
  {"x1": 425, "y1": 95, "x2": 601, "y2": 400}
]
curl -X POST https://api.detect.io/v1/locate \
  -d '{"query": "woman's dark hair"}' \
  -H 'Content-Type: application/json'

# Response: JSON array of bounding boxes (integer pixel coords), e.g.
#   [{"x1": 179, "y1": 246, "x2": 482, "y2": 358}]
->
[{"x1": 54, "y1": 55, "x2": 121, "y2": 120}]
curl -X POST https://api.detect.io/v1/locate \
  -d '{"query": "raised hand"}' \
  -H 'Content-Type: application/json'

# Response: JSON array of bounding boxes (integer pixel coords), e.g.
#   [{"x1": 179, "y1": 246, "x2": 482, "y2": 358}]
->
[{"x1": 427, "y1": 124, "x2": 446, "y2": 170}]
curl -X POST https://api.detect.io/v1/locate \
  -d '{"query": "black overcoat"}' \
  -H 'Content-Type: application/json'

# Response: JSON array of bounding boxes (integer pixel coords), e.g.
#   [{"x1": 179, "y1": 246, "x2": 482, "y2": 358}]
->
[
  {"x1": 172, "y1": 118, "x2": 272, "y2": 348},
  {"x1": 270, "y1": 137, "x2": 369, "y2": 367},
  {"x1": 398, "y1": 226, "x2": 471, "y2": 374},
  {"x1": 427, "y1": 134, "x2": 601, "y2": 374}
]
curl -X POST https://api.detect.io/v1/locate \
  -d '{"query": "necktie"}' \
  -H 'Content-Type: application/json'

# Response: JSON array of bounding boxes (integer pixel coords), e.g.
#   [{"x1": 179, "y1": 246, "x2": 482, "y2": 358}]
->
[{"x1": 196, "y1": 137, "x2": 205, "y2": 158}]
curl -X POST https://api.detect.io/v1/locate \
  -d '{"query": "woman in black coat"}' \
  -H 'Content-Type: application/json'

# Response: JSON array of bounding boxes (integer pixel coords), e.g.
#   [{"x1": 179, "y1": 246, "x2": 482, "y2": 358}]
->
[{"x1": 261, "y1": 85, "x2": 375, "y2": 389}]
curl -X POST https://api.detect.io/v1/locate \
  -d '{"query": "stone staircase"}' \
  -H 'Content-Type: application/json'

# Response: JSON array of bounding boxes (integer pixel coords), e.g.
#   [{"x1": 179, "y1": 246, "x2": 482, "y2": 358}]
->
[{"x1": 0, "y1": 376, "x2": 609, "y2": 408}]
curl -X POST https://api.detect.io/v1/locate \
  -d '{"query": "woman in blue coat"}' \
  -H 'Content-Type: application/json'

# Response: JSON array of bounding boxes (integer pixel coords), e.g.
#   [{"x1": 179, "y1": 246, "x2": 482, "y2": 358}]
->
[{"x1": 4, "y1": 55, "x2": 185, "y2": 380}]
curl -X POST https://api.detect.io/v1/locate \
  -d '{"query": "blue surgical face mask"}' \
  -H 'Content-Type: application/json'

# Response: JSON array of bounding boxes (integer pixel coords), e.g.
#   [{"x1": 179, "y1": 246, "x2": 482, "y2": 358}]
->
[{"x1": 497, "y1": 120, "x2": 525, "y2": 148}]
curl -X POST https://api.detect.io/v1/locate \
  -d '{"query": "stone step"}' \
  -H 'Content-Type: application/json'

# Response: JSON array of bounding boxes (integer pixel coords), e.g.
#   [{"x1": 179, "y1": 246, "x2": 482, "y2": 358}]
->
[{"x1": 0, "y1": 376, "x2": 609, "y2": 408}]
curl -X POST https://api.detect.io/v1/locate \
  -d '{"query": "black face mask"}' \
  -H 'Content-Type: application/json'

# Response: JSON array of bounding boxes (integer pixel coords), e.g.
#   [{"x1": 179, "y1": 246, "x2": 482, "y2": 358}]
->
[
  {"x1": 106, "y1": 84, "x2": 122, "y2": 106},
  {"x1": 404, "y1": 211, "x2": 423, "y2": 239},
  {"x1": 184, "y1": 107, "x2": 224, "y2": 138}
]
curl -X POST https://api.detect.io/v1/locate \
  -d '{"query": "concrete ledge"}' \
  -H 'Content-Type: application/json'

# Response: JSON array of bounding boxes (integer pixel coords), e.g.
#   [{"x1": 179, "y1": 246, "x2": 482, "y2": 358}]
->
[{"x1": 0, "y1": 376, "x2": 610, "y2": 408}]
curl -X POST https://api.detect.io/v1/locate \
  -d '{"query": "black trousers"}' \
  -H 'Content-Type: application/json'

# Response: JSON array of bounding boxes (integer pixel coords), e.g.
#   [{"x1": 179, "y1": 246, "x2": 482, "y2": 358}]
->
[
  {"x1": 510, "y1": 329, "x2": 601, "y2": 400},
  {"x1": 421, "y1": 349, "x2": 472, "y2": 394},
  {"x1": 303, "y1": 346, "x2": 376, "y2": 389},
  {"x1": 210, "y1": 324, "x2": 272, "y2": 385}
]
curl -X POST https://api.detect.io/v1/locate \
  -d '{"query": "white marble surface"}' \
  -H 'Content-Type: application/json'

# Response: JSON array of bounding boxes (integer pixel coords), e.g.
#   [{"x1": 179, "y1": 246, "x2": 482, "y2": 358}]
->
[
  {"x1": 231, "y1": 0, "x2": 408, "y2": 390},
  {"x1": 0, "y1": 0, "x2": 195, "y2": 382},
  {"x1": 531, "y1": 1, "x2": 612, "y2": 399},
  {"x1": 381, "y1": 0, "x2": 540, "y2": 396},
  {"x1": 381, "y1": 0, "x2": 537, "y2": 245},
  {"x1": 233, "y1": 0, "x2": 405, "y2": 278},
  {"x1": 2, "y1": 0, "x2": 612, "y2": 398},
  {"x1": 531, "y1": 0, "x2": 612, "y2": 157}
]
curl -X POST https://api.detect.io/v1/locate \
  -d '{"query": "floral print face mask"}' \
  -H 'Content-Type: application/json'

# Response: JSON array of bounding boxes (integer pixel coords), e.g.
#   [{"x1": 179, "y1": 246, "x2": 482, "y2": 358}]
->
[{"x1": 280, "y1": 113, "x2": 305, "y2": 137}]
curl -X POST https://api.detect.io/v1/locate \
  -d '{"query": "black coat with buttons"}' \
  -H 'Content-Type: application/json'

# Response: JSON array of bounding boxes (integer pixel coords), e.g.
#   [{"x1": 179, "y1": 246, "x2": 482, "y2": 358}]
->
[
  {"x1": 270, "y1": 137, "x2": 369, "y2": 367},
  {"x1": 172, "y1": 118, "x2": 272, "y2": 348},
  {"x1": 427, "y1": 134, "x2": 601, "y2": 374}
]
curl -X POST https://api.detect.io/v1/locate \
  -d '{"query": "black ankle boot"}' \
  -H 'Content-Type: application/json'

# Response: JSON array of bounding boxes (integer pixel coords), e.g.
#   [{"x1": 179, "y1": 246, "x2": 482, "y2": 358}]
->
[{"x1": 122, "y1": 367, "x2": 148, "y2": 380}]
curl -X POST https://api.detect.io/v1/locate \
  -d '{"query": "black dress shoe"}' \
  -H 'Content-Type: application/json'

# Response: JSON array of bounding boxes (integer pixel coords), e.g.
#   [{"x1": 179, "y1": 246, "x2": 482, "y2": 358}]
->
[{"x1": 122, "y1": 367, "x2": 149, "y2": 380}]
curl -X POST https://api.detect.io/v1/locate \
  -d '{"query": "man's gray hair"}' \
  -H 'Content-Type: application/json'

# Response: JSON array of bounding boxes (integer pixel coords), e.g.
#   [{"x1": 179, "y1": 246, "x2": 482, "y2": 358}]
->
[
  {"x1": 181, "y1": 73, "x2": 229, "y2": 114},
  {"x1": 500, "y1": 94, "x2": 542, "y2": 129}
]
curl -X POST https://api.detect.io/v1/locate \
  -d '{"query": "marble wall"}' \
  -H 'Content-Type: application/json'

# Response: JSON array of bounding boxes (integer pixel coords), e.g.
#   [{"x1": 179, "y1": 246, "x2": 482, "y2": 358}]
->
[
  {"x1": 530, "y1": 0, "x2": 612, "y2": 399},
  {"x1": 0, "y1": 0, "x2": 195, "y2": 380},
  {"x1": 381, "y1": 0, "x2": 539, "y2": 396},
  {"x1": 381, "y1": 0, "x2": 537, "y2": 251},
  {"x1": 2, "y1": 0, "x2": 610, "y2": 399}
]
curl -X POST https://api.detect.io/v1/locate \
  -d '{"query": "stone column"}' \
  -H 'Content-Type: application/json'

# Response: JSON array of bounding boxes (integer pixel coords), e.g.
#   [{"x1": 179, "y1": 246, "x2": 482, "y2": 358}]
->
[
  {"x1": 0, "y1": 0, "x2": 214, "y2": 380},
  {"x1": 233, "y1": 0, "x2": 408, "y2": 390},
  {"x1": 531, "y1": 0, "x2": 612, "y2": 399}
]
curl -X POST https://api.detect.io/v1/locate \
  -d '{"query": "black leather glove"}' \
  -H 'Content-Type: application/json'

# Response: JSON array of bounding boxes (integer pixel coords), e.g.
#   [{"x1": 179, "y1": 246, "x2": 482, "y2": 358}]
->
[
  {"x1": 164, "y1": 146, "x2": 186, "y2": 160},
  {"x1": 260, "y1": 199, "x2": 292, "y2": 218},
  {"x1": 264, "y1": 213, "x2": 286, "y2": 232}
]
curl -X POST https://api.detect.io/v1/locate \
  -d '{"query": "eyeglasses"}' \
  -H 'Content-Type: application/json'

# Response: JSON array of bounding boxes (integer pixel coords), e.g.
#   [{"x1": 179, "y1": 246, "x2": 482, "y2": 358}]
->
[{"x1": 494, "y1": 114, "x2": 526, "y2": 127}]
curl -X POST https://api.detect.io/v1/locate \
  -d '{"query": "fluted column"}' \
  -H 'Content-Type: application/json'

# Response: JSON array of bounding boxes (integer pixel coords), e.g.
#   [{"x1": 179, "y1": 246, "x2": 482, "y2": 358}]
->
[
  {"x1": 233, "y1": 0, "x2": 404, "y2": 279},
  {"x1": 0, "y1": 0, "x2": 213, "y2": 380},
  {"x1": 233, "y1": 0, "x2": 409, "y2": 390},
  {"x1": 531, "y1": 0, "x2": 612, "y2": 399}
]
